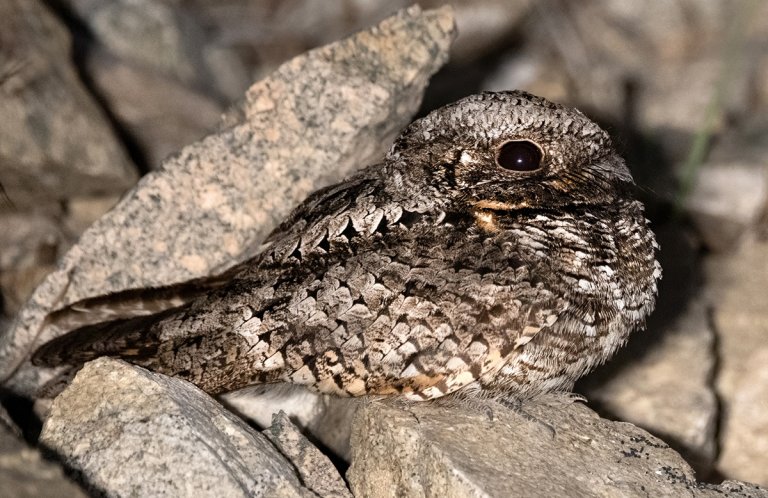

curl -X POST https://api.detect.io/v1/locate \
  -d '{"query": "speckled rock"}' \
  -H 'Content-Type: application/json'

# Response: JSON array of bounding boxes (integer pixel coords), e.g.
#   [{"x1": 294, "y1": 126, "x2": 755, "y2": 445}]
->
[
  {"x1": 0, "y1": 5, "x2": 457, "y2": 395},
  {"x1": 264, "y1": 411, "x2": 352, "y2": 498},
  {"x1": 0, "y1": 0, "x2": 138, "y2": 212},
  {"x1": 40, "y1": 358, "x2": 313, "y2": 497},
  {"x1": 347, "y1": 398, "x2": 768, "y2": 498}
]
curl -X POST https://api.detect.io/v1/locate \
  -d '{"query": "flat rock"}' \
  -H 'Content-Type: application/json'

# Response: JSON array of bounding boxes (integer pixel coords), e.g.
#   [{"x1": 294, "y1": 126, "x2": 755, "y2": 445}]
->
[
  {"x1": 40, "y1": 357, "x2": 314, "y2": 497},
  {"x1": 0, "y1": 5, "x2": 457, "y2": 395},
  {"x1": 0, "y1": 0, "x2": 138, "y2": 212},
  {"x1": 347, "y1": 399, "x2": 768, "y2": 498}
]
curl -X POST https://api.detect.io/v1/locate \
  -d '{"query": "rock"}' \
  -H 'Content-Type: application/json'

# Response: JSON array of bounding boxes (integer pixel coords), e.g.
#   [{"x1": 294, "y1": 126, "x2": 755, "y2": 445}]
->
[
  {"x1": 347, "y1": 399, "x2": 768, "y2": 497},
  {"x1": 63, "y1": 195, "x2": 122, "y2": 236},
  {"x1": 579, "y1": 297, "x2": 718, "y2": 475},
  {"x1": 0, "y1": 5, "x2": 457, "y2": 396},
  {"x1": 40, "y1": 357, "x2": 314, "y2": 497},
  {"x1": 708, "y1": 237, "x2": 768, "y2": 486},
  {"x1": 84, "y1": 49, "x2": 224, "y2": 170},
  {"x1": 223, "y1": 386, "x2": 359, "y2": 461},
  {"x1": 0, "y1": 214, "x2": 68, "y2": 315},
  {"x1": 0, "y1": 403, "x2": 88, "y2": 498},
  {"x1": 686, "y1": 161, "x2": 767, "y2": 251},
  {"x1": 482, "y1": 1, "x2": 762, "y2": 161},
  {"x1": 183, "y1": 1, "x2": 528, "y2": 81},
  {"x1": 0, "y1": 0, "x2": 138, "y2": 212},
  {"x1": 264, "y1": 411, "x2": 352, "y2": 498},
  {"x1": 56, "y1": 0, "x2": 249, "y2": 100}
]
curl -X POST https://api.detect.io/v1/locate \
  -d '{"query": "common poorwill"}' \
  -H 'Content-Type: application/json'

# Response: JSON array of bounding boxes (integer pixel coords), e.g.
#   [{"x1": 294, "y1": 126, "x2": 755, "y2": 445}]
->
[{"x1": 34, "y1": 91, "x2": 661, "y2": 401}]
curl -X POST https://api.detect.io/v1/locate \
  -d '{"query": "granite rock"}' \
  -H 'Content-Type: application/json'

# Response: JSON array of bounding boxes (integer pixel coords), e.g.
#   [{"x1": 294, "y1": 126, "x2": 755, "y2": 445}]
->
[
  {"x1": 347, "y1": 398, "x2": 768, "y2": 498},
  {"x1": 40, "y1": 357, "x2": 314, "y2": 498},
  {"x1": 0, "y1": 5, "x2": 457, "y2": 396}
]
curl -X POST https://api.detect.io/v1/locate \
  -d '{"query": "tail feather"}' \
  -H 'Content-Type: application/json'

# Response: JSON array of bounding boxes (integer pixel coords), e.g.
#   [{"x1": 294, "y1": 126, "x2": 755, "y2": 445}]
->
[
  {"x1": 32, "y1": 306, "x2": 185, "y2": 368},
  {"x1": 43, "y1": 265, "x2": 243, "y2": 339}
]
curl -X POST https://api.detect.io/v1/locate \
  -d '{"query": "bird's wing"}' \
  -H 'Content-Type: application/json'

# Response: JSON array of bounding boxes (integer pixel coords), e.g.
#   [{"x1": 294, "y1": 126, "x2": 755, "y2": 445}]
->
[
  {"x1": 34, "y1": 167, "x2": 569, "y2": 399},
  {"x1": 37, "y1": 169, "x2": 382, "y2": 343}
]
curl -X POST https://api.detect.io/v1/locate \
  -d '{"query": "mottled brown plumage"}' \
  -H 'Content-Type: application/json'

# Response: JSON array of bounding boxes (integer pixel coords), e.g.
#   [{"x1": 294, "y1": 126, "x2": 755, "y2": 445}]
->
[{"x1": 33, "y1": 91, "x2": 661, "y2": 401}]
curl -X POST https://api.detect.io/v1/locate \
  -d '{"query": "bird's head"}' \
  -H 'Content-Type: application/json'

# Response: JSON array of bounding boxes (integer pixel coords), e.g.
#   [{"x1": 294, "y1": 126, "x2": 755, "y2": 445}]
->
[{"x1": 387, "y1": 91, "x2": 635, "y2": 217}]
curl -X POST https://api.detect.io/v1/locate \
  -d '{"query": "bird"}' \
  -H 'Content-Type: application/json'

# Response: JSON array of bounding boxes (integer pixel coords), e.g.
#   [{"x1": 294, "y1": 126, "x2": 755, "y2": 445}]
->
[{"x1": 32, "y1": 91, "x2": 661, "y2": 402}]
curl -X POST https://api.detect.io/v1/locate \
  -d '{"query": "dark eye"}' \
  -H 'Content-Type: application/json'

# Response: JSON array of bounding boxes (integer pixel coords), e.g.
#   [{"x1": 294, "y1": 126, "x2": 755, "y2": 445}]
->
[{"x1": 496, "y1": 140, "x2": 543, "y2": 172}]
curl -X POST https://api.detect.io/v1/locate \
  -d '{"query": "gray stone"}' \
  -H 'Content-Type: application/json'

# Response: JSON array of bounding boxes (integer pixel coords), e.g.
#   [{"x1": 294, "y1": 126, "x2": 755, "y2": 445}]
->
[
  {"x1": 0, "y1": 404, "x2": 88, "y2": 498},
  {"x1": 579, "y1": 297, "x2": 718, "y2": 475},
  {"x1": 0, "y1": 5, "x2": 457, "y2": 395},
  {"x1": 223, "y1": 386, "x2": 359, "y2": 461},
  {"x1": 0, "y1": 0, "x2": 138, "y2": 212},
  {"x1": 708, "y1": 237, "x2": 768, "y2": 486},
  {"x1": 57, "y1": 0, "x2": 249, "y2": 100},
  {"x1": 686, "y1": 161, "x2": 767, "y2": 251},
  {"x1": 347, "y1": 399, "x2": 768, "y2": 498},
  {"x1": 40, "y1": 357, "x2": 313, "y2": 497},
  {"x1": 264, "y1": 411, "x2": 352, "y2": 498}
]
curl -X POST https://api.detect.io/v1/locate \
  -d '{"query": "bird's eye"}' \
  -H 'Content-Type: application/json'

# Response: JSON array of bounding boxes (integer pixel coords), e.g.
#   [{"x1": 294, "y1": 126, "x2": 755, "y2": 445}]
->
[{"x1": 496, "y1": 140, "x2": 543, "y2": 172}]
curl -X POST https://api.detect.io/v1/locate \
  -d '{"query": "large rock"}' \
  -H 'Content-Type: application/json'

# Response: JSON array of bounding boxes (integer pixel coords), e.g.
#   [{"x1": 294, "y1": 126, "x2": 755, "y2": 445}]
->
[
  {"x1": 347, "y1": 398, "x2": 767, "y2": 497},
  {"x1": 0, "y1": 0, "x2": 138, "y2": 212},
  {"x1": 0, "y1": 5, "x2": 457, "y2": 395},
  {"x1": 40, "y1": 358, "x2": 315, "y2": 497}
]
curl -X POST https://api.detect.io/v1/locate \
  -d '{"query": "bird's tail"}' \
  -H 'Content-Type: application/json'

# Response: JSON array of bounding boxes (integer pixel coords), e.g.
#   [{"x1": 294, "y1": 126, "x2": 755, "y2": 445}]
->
[{"x1": 32, "y1": 305, "x2": 184, "y2": 368}]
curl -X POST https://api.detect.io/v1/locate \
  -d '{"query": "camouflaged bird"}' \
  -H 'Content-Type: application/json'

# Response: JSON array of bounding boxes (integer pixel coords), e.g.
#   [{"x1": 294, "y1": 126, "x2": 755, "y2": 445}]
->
[{"x1": 33, "y1": 91, "x2": 661, "y2": 402}]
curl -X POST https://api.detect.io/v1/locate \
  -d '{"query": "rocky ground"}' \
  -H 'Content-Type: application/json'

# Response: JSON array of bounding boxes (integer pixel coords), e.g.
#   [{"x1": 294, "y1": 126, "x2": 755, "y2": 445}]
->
[{"x1": 1, "y1": 1, "x2": 767, "y2": 497}]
